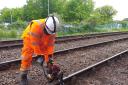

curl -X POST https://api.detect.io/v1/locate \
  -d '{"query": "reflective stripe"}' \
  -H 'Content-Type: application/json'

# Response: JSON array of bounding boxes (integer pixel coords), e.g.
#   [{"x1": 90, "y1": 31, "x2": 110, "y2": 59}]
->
[
  {"x1": 49, "y1": 35, "x2": 55, "y2": 41},
  {"x1": 21, "y1": 56, "x2": 29, "y2": 61},
  {"x1": 28, "y1": 32, "x2": 41, "y2": 38},
  {"x1": 47, "y1": 35, "x2": 55, "y2": 46},
  {"x1": 27, "y1": 20, "x2": 44, "y2": 39},
  {"x1": 31, "y1": 42, "x2": 39, "y2": 46},
  {"x1": 48, "y1": 43, "x2": 54, "y2": 46},
  {"x1": 20, "y1": 68, "x2": 29, "y2": 71}
]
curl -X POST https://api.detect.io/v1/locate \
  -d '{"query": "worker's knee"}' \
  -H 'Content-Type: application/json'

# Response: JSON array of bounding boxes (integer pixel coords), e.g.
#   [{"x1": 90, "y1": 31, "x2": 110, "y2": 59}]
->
[
  {"x1": 20, "y1": 56, "x2": 32, "y2": 71},
  {"x1": 21, "y1": 55, "x2": 32, "y2": 62}
]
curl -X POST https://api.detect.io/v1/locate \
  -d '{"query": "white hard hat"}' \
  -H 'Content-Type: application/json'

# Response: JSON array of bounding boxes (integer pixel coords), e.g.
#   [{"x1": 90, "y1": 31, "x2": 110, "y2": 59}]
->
[{"x1": 45, "y1": 16, "x2": 59, "y2": 34}]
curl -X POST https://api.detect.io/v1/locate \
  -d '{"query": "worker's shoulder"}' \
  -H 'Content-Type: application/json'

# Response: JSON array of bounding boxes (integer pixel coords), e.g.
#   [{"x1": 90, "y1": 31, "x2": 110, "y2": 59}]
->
[
  {"x1": 29, "y1": 20, "x2": 40, "y2": 27},
  {"x1": 31, "y1": 19, "x2": 45, "y2": 23},
  {"x1": 31, "y1": 19, "x2": 46, "y2": 27}
]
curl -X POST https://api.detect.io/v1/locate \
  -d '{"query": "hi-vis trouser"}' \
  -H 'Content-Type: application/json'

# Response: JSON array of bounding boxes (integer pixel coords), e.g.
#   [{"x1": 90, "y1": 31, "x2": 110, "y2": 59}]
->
[{"x1": 20, "y1": 37, "x2": 34, "y2": 71}]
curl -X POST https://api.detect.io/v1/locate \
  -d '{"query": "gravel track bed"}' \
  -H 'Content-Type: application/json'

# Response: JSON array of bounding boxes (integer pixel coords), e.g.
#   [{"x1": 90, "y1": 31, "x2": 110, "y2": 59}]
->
[
  {"x1": 0, "y1": 33, "x2": 126, "y2": 46},
  {"x1": 66, "y1": 54, "x2": 128, "y2": 85},
  {"x1": 1, "y1": 34, "x2": 128, "y2": 63},
  {"x1": 56, "y1": 34, "x2": 128, "y2": 51},
  {"x1": 1, "y1": 38, "x2": 128, "y2": 85}
]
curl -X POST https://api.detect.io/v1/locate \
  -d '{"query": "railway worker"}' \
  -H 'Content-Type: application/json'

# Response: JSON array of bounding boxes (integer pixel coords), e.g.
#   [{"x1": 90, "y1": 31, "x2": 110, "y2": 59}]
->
[{"x1": 20, "y1": 16, "x2": 60, "y2": 85}]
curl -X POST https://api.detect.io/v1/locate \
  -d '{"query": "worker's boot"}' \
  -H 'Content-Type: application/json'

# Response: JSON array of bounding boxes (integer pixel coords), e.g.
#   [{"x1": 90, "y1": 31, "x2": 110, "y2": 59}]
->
[{"x1": 20, "y1": 71, "x2": 28, "y2": 85}]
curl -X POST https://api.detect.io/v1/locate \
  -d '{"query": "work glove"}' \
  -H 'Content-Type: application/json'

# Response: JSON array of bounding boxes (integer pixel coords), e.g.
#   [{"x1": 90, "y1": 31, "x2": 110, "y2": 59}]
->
[
  {"x1": 36, "y1": 55, "x2": 44, "y2": 65},
  {"x1": 51, "y1": 64, "x2": 60, "y2": 76},
  {"x1": 47, "y1": 57, "x2": 60, "y2": 77},
  {"x1": 46, "y1": 64, "x2": 60, "y2": 82},
  {"x1": 48, "y1": 57, "x2": 54, "y2": 65}
]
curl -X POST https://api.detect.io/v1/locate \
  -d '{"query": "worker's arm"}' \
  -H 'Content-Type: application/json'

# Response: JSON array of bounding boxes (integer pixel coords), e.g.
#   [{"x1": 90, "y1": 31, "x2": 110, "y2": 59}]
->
[{"x1": 29, "y1": 22, "x2": 43, "y2": 55}]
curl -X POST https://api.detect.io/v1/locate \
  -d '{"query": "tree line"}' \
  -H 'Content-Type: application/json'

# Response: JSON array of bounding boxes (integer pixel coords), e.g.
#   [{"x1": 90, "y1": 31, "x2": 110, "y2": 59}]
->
[{"x1": 0, "y1": 0, "x2": 117, "y2": 25}]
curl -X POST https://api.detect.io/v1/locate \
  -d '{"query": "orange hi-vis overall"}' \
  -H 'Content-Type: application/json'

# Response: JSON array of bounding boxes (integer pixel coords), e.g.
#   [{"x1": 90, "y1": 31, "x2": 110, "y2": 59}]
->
[{"x1": 20, "y1": 19, "x2": 56, "y2": 71}]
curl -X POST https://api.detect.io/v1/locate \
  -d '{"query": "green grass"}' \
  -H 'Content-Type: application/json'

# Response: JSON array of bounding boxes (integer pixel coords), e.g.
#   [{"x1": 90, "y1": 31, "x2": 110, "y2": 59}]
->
[
  {"x1": 0, "y1": 27, "x2": 128, "y2": 40},
  {"x1": 0, "y1": 29, "x2": 17, "y2": 40},
  {"x1": 57, "y1": 27, "x2": 128, "y2": 37}
]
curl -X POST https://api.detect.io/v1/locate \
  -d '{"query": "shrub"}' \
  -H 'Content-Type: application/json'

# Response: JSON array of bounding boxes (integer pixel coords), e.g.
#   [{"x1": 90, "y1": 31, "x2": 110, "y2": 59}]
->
[
  {"x1": 8, "y1": 30, "x2": 17, "y2": 38},
  {"x1": 0, "y1": 24, "x2": 5, "y2": 29},
  {"x1": 0, "y1": 29, "x2": 17, "y2": 40},
  {"x1": 7, "y1": 21, "x2": 27, "y2": 30}
]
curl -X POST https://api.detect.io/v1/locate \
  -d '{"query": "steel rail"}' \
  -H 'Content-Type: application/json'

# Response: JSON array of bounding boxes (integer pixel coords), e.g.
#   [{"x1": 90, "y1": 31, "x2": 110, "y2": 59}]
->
[
  {"x1": 0, "y1": 31, "x2": 128, "y2": 48},
  {"x1": 56, "y1": 31, "x2": 128, "y2": 42},
  {"x1": 60, "y1": 49, "x2": 128, "y2": 85},
  {"x1": 0, "y1": 37, "x2": 128, "y2": 71}
]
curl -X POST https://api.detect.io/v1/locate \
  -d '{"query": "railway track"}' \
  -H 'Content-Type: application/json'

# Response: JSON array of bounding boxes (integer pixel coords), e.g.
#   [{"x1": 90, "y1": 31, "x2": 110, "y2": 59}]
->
[
  {"x1": 1, "y1": 36, "x2": 128, "y2": 85},
  {"x1": 0, "y1": 31, "x2": 128, "y2": 48},
  {"x1": 63, "y1": 50, "x2": 128, "y2": 85},
  {"x1": 1, "y1": 32, "x2": 128, "y2": 63}
]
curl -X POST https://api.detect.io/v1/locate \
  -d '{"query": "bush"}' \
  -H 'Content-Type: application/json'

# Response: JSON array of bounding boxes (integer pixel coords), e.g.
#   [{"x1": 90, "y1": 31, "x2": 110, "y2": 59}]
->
[
  {"x1": 7, "y1": 20, "x2": 27, "y2": 30},
  {"x1": 0, "y1": 24, "x2": 5, "y2": 29},
  {"x1": 0, "y1": 29, "x2": 17, "y2": 40},
  {"x1": 8, "y1": 30, "x2": 17, "y2": 38},
  {"x1": 0, "y1": 29, "x2": 5, "y2": 38}
]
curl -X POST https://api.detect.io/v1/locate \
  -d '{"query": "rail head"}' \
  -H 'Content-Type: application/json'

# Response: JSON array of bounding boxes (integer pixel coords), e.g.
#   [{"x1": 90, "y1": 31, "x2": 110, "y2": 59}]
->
[
  {"x1": 0, "y1": 37, "x2": 128, "y2": 71},
  {"x1": 60, "y1": 49, "x2": 128, "y2": 84},
  {"x1": 1, "y1": 31, "x2": 128, "y2": 48}
]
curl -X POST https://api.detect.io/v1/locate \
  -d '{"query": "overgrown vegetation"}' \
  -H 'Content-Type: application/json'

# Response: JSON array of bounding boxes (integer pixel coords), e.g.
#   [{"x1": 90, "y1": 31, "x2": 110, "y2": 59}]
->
[
  {"x1": 0, "y1": 0, "x2": 128, "y2": 40},
  {"x1": 0, "y1": 29, "x2": 17, "y2": 40}
]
